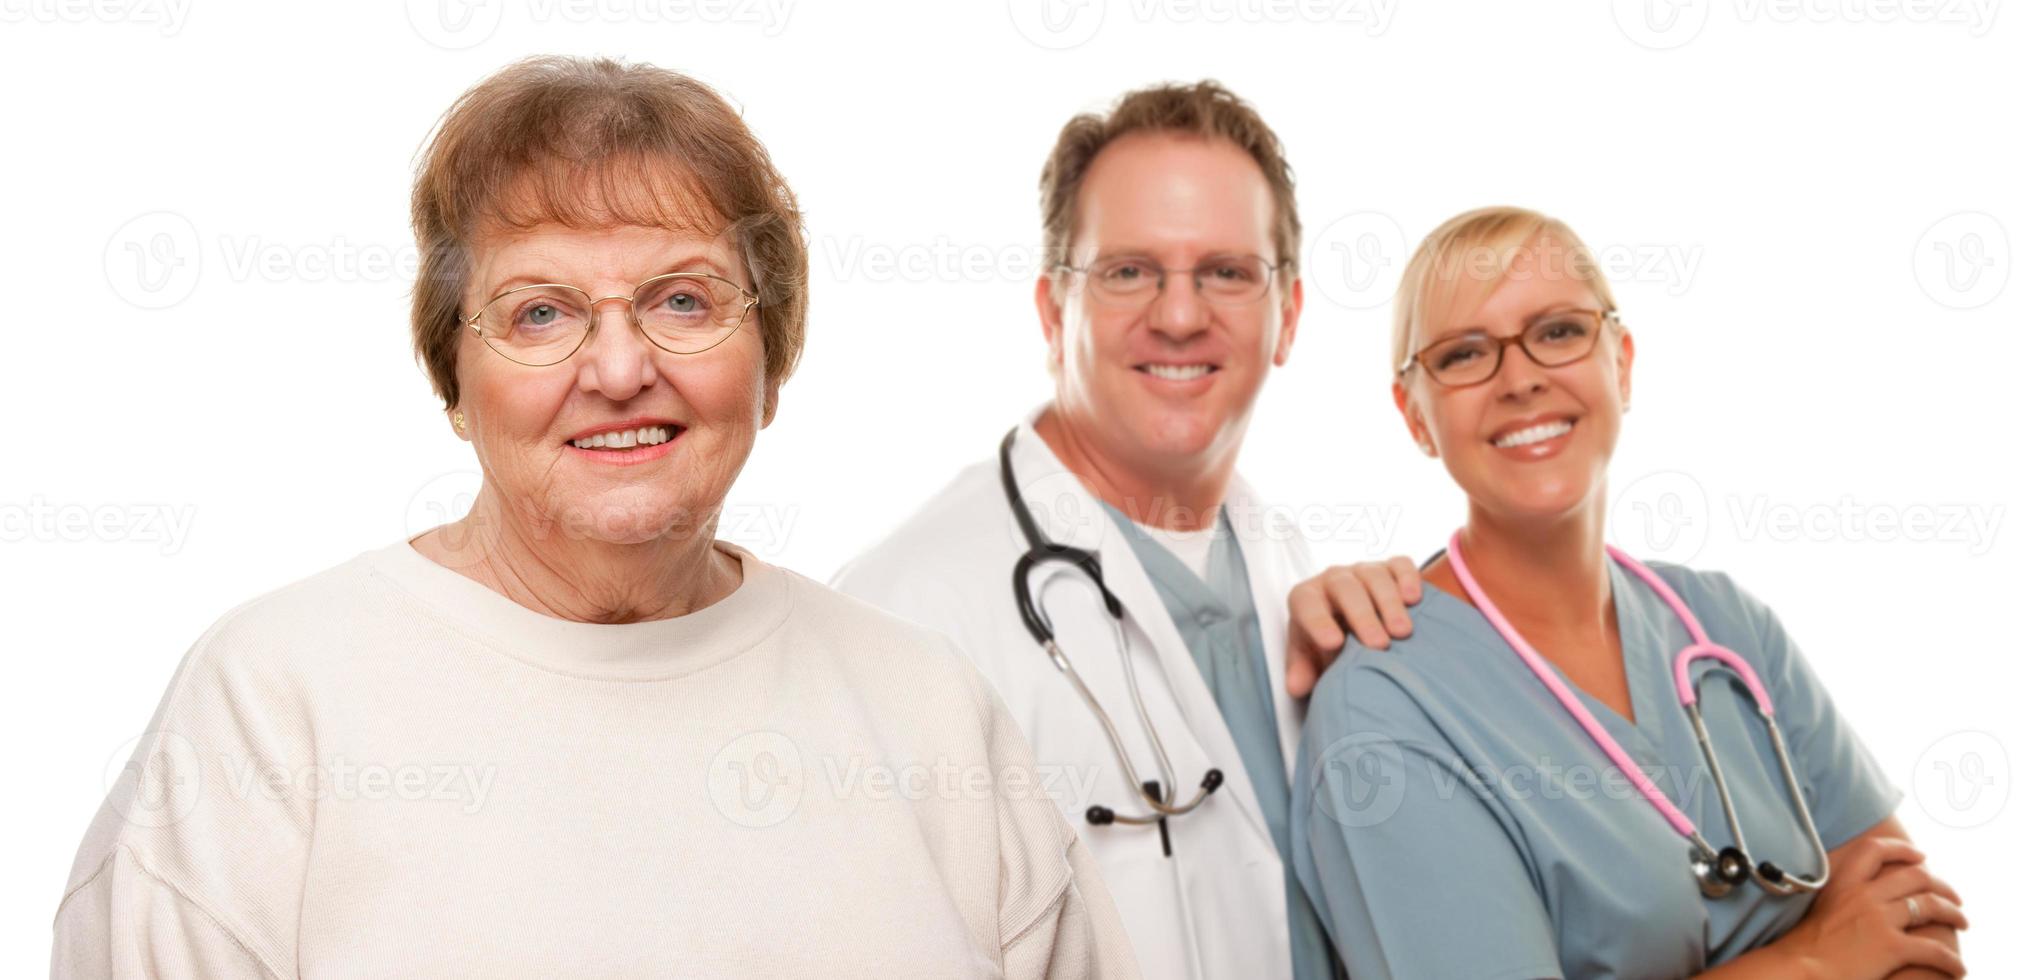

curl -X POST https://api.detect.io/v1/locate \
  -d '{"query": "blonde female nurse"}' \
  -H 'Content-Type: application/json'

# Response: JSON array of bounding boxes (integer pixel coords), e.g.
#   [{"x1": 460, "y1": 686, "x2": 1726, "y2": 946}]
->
[{"x1": 1288, "y1": 206, "x2": 1967, "y2": 979}]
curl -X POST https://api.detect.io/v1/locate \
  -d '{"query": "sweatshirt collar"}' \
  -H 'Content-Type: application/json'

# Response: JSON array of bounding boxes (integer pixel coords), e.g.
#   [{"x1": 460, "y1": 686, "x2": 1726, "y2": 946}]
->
[{"x1": 364, "y1": 532, "x2": 792, "y2": 682}]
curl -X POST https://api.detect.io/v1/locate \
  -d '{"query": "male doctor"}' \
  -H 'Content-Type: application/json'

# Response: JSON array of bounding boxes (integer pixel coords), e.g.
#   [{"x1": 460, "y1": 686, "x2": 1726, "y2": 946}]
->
[{"x1": 832, "y1": 82, "x2": 1418, "y2": 979}]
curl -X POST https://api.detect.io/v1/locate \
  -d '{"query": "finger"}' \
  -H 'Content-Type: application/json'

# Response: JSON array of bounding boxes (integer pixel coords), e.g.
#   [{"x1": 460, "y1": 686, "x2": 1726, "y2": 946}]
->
[
  {"x1": 1898, "y1": 892, "x2": 1969, "y2": 933},
  {"x1": 1323, "y1": 572, "x2": 1390, "y2": 651},
  {"x1": 1288, "y1": 583, "x2": 1347, "y2": 652},
  {"x1": 1351, "y1": 564, "x2": 1414, "y2": 640},
  {"x1": 1839, "y1": 836, "x2": 1925, "y2": 883},
  {"x1": 1285, "y1": 639, "x2": 1317, "y2": 699},
  {"x1": 1913, "y1": 871, "x2": 1965, "y2": 908},
  {"x1": 1896, "y1": 934, "x2": 1968, "y2": 977},
  {"x1": 1284, "y1": 587, "x2": 1342, "y2": 698},
  {"x1": 1385, "y1": 554, "x2": 1424, "y2": 605},
  {"x1": 1288, "y1": 585, "x2": 1347, "y2": 656},
  {"x1": 1874, "y1": 864, "x2": 1939, "y2": 904}
]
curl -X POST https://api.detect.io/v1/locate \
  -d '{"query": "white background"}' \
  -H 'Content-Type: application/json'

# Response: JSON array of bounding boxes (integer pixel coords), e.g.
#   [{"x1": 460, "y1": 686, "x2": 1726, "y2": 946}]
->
[{"x1": 3, "y1": 0, "x2": 2016, "y2": 972}]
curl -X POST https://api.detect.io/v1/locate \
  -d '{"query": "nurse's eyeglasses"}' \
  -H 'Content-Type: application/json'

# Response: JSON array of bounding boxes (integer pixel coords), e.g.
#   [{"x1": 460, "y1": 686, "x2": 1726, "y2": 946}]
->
[{"x1": 1400, "y1": 308, "x2": 1620, "y2": 387}]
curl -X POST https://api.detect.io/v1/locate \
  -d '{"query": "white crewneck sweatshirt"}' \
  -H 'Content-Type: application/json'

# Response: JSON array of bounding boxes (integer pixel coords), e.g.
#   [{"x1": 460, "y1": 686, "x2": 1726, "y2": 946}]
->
[{"x1": 52, "y1": 535, "x2": 1140, "y2": 979}]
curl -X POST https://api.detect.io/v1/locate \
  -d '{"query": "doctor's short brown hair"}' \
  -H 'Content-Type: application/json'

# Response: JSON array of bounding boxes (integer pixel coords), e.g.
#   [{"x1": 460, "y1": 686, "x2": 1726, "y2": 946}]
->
[{"x1": 1038, "y1": 80, "x2": 1301, "y2": 275}]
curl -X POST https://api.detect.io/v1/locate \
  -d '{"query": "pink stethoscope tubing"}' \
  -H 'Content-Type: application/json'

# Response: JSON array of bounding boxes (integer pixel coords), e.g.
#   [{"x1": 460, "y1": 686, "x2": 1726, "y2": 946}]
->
[{"x1": 1445, "y1": 531, "x2": 1831, "y2": 899}]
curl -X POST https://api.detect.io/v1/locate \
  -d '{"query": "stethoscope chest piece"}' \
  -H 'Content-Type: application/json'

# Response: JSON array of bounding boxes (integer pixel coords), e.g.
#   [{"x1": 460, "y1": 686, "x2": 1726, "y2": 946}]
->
[{"x1": 1693, "y1": 845, "x2": 1752, "y2": 899}]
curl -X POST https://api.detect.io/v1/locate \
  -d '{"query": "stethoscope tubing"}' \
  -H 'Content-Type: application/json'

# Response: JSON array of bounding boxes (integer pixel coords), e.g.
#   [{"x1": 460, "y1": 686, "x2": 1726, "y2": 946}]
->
[
  {"x1": 1445, "y1": 530, "x2": 1830, "y2": 897},
  {"x1": 999, "y1": 428, "x2": 1224, "y2": 826}
]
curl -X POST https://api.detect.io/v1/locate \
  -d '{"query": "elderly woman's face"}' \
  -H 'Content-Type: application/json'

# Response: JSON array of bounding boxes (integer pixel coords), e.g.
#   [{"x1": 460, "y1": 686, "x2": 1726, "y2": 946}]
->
[{"x1": 454, "y1": 221, "x2": 775, "y2": 545}]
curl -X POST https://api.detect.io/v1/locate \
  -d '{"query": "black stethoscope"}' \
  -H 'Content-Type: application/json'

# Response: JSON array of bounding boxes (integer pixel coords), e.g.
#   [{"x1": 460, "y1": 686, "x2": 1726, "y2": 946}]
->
[{"x1": 998, "y1": 428, "x2": 1224, "y2": 851}]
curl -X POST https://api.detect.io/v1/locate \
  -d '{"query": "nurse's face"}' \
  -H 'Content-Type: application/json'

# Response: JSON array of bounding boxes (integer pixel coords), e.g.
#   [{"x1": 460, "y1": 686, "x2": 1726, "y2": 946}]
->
[
  {"x1": 1394, "y1": 240, "x2": 1634, "y2": 525},
  {"x1": 1038, "y1": 132, "x2": 1301, "y2": 473},
  {"x1": 452, "y1": 220, "x2": 777, "y2": 545}
]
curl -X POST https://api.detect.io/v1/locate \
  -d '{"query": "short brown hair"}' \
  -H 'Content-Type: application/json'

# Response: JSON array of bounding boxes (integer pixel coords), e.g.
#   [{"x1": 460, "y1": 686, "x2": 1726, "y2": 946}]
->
[
  {"x1": 409, "y1": 55, "x2": 807, "y2": 411},
  {"x1": 1038, "y1": 81, "x2": 1300, "y2": 276}
]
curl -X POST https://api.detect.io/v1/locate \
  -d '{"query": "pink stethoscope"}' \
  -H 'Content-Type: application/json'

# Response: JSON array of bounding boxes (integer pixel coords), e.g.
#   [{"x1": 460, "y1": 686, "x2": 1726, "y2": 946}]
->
[{"x1": 1445, "y1": 531, "x2": 1832, "y2": 900}]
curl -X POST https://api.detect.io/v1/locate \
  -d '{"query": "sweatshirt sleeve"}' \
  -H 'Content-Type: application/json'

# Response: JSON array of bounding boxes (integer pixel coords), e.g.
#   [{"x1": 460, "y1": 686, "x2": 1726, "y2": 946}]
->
[
  {"x1": 51, "y1": 846, "x2": 278, "y2": 979},
  {"x1": 51, "y1": 606, "x2": 315, "y2": 979},
  {"x1": 1001, "y1": 835, "x2": 1141, "y2": 980},
  {"x1": 963, "y1": 648, "x2": 1142, "y2": 980}
]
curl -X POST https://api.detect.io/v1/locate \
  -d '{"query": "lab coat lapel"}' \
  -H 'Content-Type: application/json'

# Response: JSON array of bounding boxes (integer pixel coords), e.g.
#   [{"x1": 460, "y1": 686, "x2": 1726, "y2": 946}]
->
[
  {"x1": 1226, "y1": 473, "x2": 1315, "y2": 780},
  {"x1": 1007, "y1": 410, "x2": 1278, "y2": 852}
]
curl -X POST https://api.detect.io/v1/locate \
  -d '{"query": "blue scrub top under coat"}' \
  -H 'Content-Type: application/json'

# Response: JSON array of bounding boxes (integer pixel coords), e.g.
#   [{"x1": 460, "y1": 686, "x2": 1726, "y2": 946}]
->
[
  {"x1": 1101, "y1": 502, "x2": 1341, "y2": 980},
  {"x1": 1291, "y1": 558, "x2": 1900, "y2": 980}
]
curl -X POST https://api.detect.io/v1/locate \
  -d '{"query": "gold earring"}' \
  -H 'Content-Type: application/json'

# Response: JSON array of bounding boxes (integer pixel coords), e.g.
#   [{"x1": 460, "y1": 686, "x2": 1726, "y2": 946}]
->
[{"x1": 452, "y1": 411, "x2": 466, "y2": 433}]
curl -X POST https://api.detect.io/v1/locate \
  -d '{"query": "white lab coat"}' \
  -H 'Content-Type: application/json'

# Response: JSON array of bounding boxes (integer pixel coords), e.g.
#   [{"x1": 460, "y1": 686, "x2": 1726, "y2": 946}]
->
[{"x1": 832, "y1": 406, "x2": 1316, "y2": 980}]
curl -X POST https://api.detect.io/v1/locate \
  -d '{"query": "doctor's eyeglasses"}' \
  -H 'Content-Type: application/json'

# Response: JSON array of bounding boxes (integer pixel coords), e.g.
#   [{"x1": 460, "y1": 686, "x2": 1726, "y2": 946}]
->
[
  {"x1": 465, "y1": 271, "x2": 760, "y2": 367},
  {"x1": 1400, "y1": 308, "x2": 1620, "y2": 387},
  {"x1": 1055, "y1": 254, "x2": 1288, "y2": 309}
]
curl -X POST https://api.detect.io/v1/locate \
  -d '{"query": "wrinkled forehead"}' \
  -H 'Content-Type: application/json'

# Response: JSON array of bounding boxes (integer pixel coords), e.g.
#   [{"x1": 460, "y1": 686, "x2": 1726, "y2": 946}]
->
[{"x1": 463, "y1": 158, "x2": 749, "y2": 294}]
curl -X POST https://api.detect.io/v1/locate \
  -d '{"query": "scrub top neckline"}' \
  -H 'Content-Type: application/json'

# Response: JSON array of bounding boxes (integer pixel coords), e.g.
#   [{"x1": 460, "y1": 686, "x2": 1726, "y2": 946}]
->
[{"x1": 1413, "y1": 562, "x2": 1673, "y2": 753}]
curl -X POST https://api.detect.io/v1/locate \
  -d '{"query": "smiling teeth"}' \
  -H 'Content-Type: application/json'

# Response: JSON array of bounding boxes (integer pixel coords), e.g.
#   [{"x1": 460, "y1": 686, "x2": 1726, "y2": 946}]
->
[
  {"x1": 572, "y1": 426, "x2": 673, "y2": 450},
  {"x1": 1493, "y1": 420, "x2": 1573, "y2": 448},
  {"x1": 1144, "y1": 364, "x2": 1213, "y2": 381}
]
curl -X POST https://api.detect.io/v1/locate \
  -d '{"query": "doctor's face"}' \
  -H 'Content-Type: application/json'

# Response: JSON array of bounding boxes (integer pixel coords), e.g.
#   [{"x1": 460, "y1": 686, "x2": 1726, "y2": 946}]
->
[
  {"x1": 1394, "y1": 239, "x2": 1634, "y2": 526},
  {"x1": 1039, "y1": 132, "x2": 1301, "y2": 476}
]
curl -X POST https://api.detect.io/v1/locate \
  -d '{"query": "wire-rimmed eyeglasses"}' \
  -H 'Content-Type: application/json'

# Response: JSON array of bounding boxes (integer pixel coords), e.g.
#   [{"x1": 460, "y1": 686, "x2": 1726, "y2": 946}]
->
[{"x1": 464, "y1": 271, "x2": 759, "y2": 367}]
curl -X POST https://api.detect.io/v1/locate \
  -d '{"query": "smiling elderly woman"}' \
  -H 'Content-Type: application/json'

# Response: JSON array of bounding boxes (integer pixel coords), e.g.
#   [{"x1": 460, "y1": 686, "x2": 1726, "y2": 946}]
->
[{"x1": 52, "y1": 56, "x2": 1137, "y2": 979}]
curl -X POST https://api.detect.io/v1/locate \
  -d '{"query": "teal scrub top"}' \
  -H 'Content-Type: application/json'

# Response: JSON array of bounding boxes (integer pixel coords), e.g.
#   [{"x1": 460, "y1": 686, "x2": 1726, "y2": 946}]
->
[
  {"x1": 1291, "y1": 558, "x2": 1900, "y2": 980},
  {"x1": 1101, "y1": 503, "x2": 1340, "y2": 980}
]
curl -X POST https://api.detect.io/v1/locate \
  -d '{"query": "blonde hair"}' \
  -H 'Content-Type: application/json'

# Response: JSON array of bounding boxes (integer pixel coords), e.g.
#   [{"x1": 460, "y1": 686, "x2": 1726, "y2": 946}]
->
[{"x1": 1390, "y1": 206, "x2": 1617, "y2": 376}]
